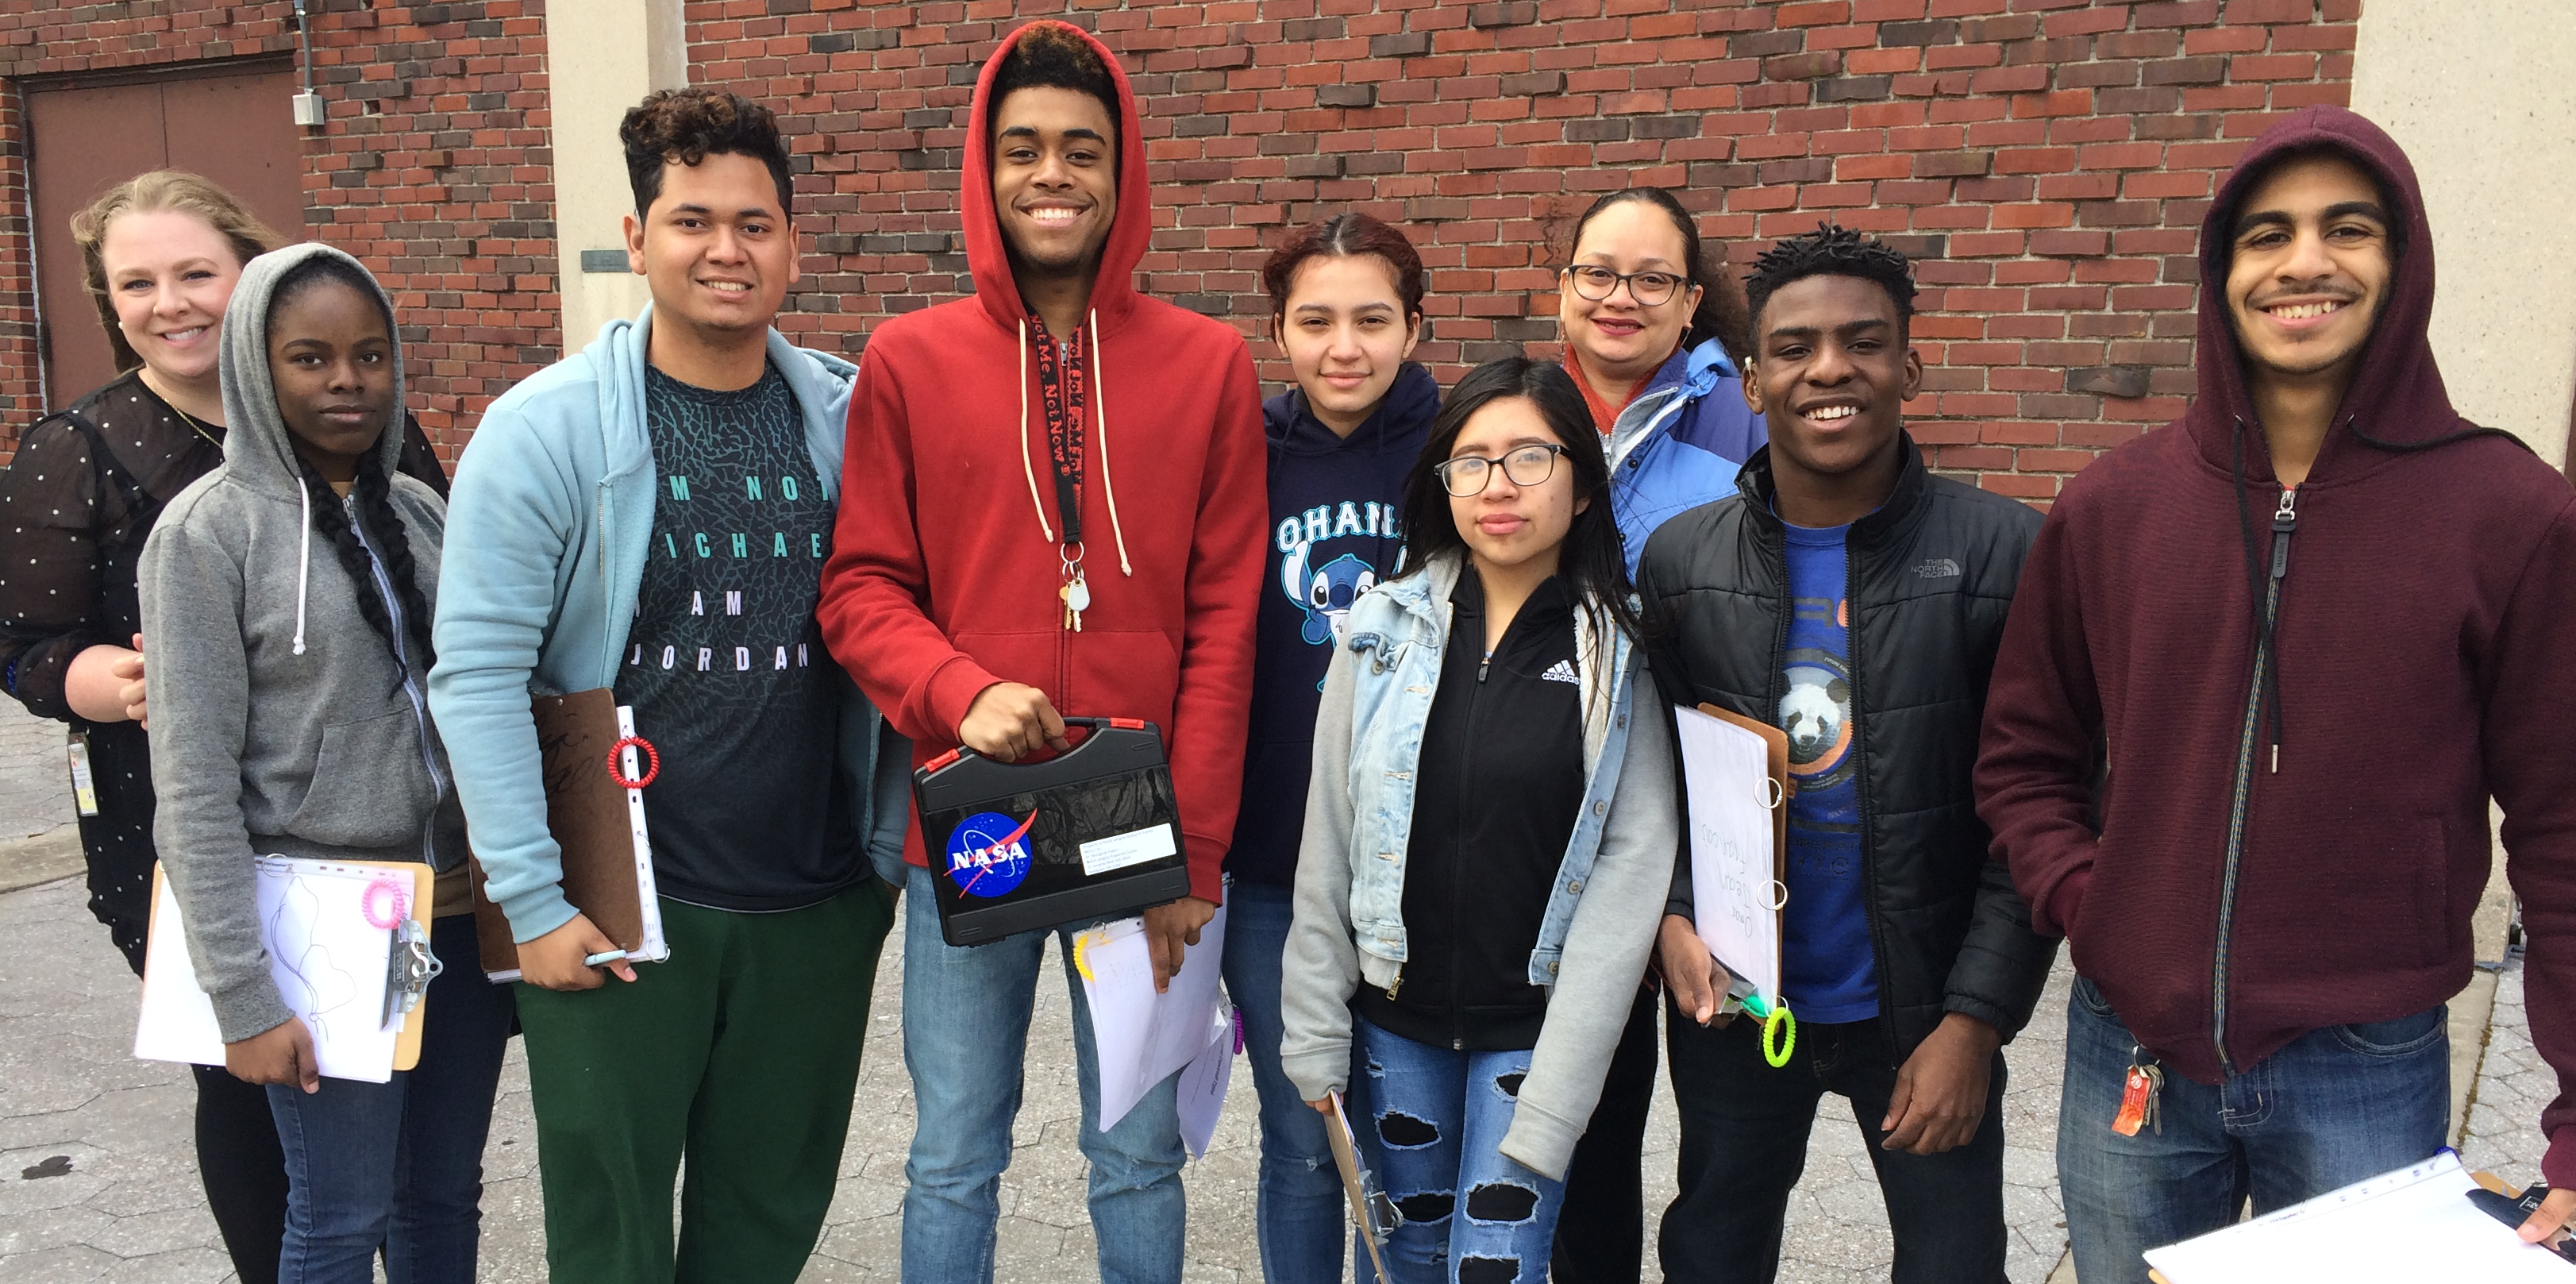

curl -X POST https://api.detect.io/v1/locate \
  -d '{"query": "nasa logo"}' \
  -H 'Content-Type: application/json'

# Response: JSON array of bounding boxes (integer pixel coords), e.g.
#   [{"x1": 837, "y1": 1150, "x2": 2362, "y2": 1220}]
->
[{"x1": 945, "y1": 809, "x2": 1037, "y2": 898}]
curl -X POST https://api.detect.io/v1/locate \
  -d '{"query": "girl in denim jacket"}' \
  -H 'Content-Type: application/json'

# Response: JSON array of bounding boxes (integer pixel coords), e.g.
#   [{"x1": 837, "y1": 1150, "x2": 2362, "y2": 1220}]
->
[{"x1": 1278, "y1": 357, "x2": 1679, "y2": 1283}]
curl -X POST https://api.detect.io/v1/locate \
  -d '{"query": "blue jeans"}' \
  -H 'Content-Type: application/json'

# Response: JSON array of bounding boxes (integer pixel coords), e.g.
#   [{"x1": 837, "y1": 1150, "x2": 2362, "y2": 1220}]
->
[
  {"x1": 268, "y1": 911, "x2": 516, "y2": 1284},
  {"x1": 2057, "y1": 974, "x2": 2449, "y2": 1284},
  {"x1": 1353, "y1": 1017, "x2": 1565, "y2": 1284},
  {"x1": 899, "y1": 864, "x2": 1188, "y2": 1284},
  {"x1": 1219, "y1": 878, "x2": 1347, "y2": 1284}
]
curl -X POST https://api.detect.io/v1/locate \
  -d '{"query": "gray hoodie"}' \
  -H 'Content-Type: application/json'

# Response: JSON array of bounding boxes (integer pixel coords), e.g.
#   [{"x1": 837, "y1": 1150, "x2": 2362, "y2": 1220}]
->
[{"x1": 141, "y1": 243, "x2": 461, "y2": 1043}]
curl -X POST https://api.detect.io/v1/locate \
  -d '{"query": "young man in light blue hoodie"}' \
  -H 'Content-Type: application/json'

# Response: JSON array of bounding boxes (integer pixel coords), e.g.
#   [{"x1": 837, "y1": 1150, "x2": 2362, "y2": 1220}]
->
[{"x1": 426, "y1": 90, "x2": 904, "y2": 1284}]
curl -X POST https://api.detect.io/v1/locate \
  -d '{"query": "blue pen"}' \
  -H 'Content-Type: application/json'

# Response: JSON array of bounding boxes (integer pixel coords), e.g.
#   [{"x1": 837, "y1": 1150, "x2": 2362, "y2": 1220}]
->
[{"x1": 585, "y1": 949, "x2": 630, "y2": 968}]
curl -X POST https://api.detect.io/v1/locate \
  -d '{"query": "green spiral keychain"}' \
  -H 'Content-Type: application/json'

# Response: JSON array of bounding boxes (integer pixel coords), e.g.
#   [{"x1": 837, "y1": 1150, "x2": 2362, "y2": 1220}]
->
[{"x1": 1739, "y1": 990, "x2": 1797, "y2": 1068}]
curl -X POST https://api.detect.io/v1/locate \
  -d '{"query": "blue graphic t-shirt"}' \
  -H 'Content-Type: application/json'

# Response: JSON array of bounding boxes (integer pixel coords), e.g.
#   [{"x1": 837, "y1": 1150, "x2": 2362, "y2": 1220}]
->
[{"x1": 1778, "y1": 518, "x2": 1879, "y2": 1023}]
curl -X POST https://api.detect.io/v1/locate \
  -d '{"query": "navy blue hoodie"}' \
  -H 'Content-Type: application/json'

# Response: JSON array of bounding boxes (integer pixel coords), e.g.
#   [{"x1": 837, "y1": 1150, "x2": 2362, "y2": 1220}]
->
[{"x1": 1230, "y1": 362, "x2": 1439, "y2": 887}]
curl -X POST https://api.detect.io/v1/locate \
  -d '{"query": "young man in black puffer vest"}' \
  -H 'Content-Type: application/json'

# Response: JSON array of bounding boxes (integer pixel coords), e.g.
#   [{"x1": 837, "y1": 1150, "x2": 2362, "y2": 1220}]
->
[{"x1": 1635, "y1": 226, "x2": 2058, "y2": 1284}]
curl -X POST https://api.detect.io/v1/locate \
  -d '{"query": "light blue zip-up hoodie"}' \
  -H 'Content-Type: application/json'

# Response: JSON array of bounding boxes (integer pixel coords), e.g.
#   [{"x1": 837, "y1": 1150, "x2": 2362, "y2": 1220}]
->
[
  {"x1": 1606, "y1": 337, "x2": 1764, "y2": 574},
  {"x1": 428, "y1": 307, "x2": 900, "y2": 943},
  {"x1": 1277, "y1": 550, "x2": 1678, "y2": 1178}
]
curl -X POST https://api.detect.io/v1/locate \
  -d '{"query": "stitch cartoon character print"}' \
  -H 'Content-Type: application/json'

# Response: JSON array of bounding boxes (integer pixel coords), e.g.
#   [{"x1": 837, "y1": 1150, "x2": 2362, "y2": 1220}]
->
[{"x1": 1276, "y1": 498, "x2": 1401, "y2": 681}]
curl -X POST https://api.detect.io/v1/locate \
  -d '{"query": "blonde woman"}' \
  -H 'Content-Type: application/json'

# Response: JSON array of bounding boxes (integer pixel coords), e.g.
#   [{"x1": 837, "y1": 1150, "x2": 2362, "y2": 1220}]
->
[{"x1": 0, "y1": 172, "x2": 446, "y2": 1282}]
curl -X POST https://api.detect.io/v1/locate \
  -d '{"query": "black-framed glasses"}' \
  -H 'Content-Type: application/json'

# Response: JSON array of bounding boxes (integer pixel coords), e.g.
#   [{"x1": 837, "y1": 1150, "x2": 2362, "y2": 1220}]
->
[
  {"x1": 1564, "y1": 264, "x2": 1686, "y2": 307},
  {"x1": 1435, "y1": 443, "x2": 1569, "y2": 497}
]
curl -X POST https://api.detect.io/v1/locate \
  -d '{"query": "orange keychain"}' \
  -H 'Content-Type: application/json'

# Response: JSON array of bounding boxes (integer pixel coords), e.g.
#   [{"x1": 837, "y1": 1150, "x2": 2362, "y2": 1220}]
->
[{"x1": 2112, "y1": 1056, "x2": 2163, "y2": 1136}]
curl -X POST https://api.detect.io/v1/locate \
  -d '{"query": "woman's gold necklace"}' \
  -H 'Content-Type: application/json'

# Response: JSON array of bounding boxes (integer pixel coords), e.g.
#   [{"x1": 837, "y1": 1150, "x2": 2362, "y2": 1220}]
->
[{"x1": 165, "y1": 400, "x2": 221, "y2": 450}]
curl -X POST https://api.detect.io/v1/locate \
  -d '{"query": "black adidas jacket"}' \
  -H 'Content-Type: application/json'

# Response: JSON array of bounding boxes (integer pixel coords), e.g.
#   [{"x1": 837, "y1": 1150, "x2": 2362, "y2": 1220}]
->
[
  {"x1": 1635, "y1": 436, "x2": 2059, "y2": 1058},
  {"x1": 1353, "y1": 571, "x2": 1585, "y2": 1052}
]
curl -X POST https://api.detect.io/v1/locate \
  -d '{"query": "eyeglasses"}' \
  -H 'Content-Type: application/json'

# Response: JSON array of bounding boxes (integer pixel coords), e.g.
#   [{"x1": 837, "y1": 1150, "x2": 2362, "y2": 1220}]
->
[
  {"x1": 1434, "y1": 443, "x2": 1569, "y2": 497},
  {"x1": 1564, "y1": 264, "x2": 1686, "y2": 307}
]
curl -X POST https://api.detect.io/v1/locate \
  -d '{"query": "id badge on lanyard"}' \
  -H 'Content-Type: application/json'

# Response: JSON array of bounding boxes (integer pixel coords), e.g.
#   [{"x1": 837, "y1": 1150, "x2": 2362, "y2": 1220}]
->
[{"x1": 67, "y1": 729, "x2": 99, "y2": 817}]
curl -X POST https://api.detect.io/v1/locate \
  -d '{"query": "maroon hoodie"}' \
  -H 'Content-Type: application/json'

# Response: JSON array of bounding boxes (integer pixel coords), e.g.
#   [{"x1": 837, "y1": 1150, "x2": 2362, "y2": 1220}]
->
[{"x1": 1977, "y1": 107, "x2": 2576, "y2": 1182}]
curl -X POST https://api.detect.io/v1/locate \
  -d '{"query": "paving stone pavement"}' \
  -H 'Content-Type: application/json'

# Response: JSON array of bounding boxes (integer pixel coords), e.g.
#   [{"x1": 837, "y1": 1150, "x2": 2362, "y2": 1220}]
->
[
  {"x1": 0, "y1": 671, "x2": 2536, "y2": 1284},
  {"x1": 0, "y1": 697, "x2": 74, "y2": 843},
  {"x1": 0, "y1": 864, "x2": 2076, "y2": 1284},
  {"x1": 2458, "y1": 953, "x2": 2551, "y2": 1188}
]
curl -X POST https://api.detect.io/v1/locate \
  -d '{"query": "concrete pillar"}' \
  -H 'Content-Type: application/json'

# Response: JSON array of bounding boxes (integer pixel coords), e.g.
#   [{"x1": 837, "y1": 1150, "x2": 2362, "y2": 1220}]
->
[
  {"x1": 543, "y1": 0, "x2": 687, "y2": 354},
  {"x1": 2352, "y1": 0, "x2": 2576, "y2": 467}
]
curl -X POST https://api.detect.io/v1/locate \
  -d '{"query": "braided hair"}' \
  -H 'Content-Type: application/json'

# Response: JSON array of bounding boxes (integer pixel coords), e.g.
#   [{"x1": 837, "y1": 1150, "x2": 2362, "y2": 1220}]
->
[{"x1": 270, "y1": 256, "x2": 437, "y2": 680}]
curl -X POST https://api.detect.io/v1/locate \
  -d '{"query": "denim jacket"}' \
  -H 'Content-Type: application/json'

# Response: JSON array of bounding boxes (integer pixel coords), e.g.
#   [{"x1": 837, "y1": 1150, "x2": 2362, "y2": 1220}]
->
[{"x1": 1279, "y1": 549, "x2": 1679, "y2": 1178}]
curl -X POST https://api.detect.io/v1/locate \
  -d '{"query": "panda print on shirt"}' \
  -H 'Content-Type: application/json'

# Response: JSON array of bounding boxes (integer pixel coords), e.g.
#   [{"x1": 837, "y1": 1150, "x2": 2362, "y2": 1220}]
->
[{"x1": 1776, "y1": 518, "x2": 1879, "y2": 1022}]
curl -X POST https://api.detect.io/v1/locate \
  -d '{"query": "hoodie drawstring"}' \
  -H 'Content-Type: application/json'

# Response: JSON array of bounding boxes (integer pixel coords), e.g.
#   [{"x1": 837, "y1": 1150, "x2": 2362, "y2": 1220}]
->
[
  {"x1": 1015, "y1": 318, "x2": 1056, "y2": 546},
  {"x1": 1013, "y1": 310, "x2": 1133, "y2": 576},
  {"x1": 1088, "y1": 309, "x2": 1132, "y2": 576},
  {"x1": 291, "y1": 477, "x2": 313, "y2": 656}
]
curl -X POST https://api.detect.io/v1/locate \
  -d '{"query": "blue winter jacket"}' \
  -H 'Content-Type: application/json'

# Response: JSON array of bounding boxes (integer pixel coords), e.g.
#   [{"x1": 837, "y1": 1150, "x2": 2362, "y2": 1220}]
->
[{"x1": 1604, "y1": 338, "x2": 1766, "y2": 575}]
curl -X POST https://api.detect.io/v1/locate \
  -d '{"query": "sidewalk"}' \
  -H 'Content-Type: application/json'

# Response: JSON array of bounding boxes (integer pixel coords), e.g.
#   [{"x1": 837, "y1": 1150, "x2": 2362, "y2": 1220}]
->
[{"x1": 0, "y1": 692, "x2": 2539, "y2": 1282}]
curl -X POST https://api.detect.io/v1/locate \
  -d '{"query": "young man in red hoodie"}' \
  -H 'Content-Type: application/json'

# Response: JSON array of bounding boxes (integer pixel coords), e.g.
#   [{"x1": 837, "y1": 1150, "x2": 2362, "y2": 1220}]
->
[
  {"x1": 817, "y1": 22, "x2": 1264, "y2": 1284},
  {"x1": 1977, "y1": 106, "x2": 2576, "y2": 1281}
]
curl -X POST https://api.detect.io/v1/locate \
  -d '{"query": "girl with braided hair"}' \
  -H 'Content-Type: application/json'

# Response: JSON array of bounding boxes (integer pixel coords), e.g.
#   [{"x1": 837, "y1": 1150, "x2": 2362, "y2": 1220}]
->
[{"x1": 140, "y1": 242, "x2": 512, "y2": 1283}]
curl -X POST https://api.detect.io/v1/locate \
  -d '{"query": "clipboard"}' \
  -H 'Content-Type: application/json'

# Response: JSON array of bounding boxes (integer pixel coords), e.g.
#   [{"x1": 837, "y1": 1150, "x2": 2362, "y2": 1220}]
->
[
  {"x1": 2141, "y1": 1152, "x2": 2576, "y2": 1282},
  {"x1": 1672, "y1": 703, "x2": 1790, "y2": 1014},
  {"x1": 1325, "y1": 1089, "x2": 1396, "y2": 1284},
  {"x1": 135, "y1": 857, "x2": 435, "y2": 1082},
  {"x1": 468, "y1": 689, "x2": 669, "y2": 981}
]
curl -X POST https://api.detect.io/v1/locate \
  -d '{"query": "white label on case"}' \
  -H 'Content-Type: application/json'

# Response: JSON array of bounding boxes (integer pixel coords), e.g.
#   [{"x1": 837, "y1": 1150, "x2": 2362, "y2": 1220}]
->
[{"x1": 1080, "y1": 823, "x2": 1178, "y2": 877}]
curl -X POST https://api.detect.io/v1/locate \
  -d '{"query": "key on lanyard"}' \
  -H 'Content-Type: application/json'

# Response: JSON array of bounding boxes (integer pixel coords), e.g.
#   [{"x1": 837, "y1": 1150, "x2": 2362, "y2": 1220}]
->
[
  {"x1": 2112, "y1": 1051, "x2": 2163, "y2": 1136},
  {"x1": 1059, "y1": 549, "x2": 1089, "y2": 632}
]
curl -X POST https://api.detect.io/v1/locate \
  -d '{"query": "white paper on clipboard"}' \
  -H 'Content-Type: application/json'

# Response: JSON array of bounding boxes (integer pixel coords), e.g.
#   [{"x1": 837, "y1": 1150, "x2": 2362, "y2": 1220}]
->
[
  {"x1": 1673, "y1": 704, "x2": 1784, "y2": 1008},
  {"x1": 616, "y1": 706, "x2": 668, "y2": 965},
  {"x1": 2143, "y1": 1152, "x2": 2575, "y2": 1282}
]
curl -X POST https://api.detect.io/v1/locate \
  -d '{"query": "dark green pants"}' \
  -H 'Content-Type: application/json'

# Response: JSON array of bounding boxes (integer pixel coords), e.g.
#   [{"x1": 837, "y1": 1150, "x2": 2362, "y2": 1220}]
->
[{"x1": 515, "y1": 878, "x2": 895, "y2": 1284}]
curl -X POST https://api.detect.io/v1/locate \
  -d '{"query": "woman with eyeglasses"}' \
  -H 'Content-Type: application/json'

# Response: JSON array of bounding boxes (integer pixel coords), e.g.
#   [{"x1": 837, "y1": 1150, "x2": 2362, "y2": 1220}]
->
[
  {"x1": 1278, "y1": 358, "x2": 1677, "y2": 1284},
  {"x1": 1555, "y1": 187, "x2": 1763, "y2": 574},
  {"x1": 1547, "y1": 186, "x2": 1764, "y2": 1284}
]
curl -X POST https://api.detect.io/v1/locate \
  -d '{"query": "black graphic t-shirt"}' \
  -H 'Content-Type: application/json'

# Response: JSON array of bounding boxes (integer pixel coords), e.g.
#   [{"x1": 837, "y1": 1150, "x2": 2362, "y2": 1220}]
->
[{"x1": 615, "y1": 362, "x2": 858, "y2": 910}]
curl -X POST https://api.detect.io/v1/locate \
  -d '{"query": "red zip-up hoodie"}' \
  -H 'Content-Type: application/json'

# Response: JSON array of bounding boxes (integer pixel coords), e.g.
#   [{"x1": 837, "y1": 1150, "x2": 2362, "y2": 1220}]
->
[
  {"x1": 818, "y1": 22, "x2": 1265, "y2": 902},
  {"x1": 1977, "y1": 107, "x2": 2576, "y2": 1182}
]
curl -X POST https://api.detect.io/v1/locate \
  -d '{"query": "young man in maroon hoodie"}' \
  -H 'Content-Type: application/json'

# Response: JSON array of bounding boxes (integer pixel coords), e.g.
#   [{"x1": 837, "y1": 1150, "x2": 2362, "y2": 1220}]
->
[
  {"x1": 1977, "y1": 106, "x2": 2576, "y2": 1281},
  {"x1": 817, "y1": 21, "x2": 1264, "y2": 1284}
]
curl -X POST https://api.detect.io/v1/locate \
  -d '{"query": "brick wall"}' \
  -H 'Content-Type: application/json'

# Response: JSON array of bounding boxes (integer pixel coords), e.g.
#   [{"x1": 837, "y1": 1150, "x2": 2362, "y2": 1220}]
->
[
  {"x1": 688, "y1": 0, "x2": 2358, "y2": 500},
  {"x1": 0, "y1": 0, "x2": 556, "y2": 464}
]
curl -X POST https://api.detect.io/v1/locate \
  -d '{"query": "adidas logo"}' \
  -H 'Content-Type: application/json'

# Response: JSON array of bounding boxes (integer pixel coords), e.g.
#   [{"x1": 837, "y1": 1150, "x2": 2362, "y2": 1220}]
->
[
  {"x1": 1913, "y1": 557, "x2": 1962, "y2": 580},
  {"x1": 1540, "y1": 660, "x2": 1579, "y2": 684}
]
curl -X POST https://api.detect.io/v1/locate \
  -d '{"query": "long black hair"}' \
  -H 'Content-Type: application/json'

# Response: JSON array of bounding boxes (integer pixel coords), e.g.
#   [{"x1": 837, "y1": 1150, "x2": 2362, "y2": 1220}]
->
[
  {"x1": 1396, "y1": 357, "x2": 1642, "y2": 640},
  {"x1": 1564, "y1": 186, "x2": 1752, "y2": 364},
  {"x1": 269, "y1": 255, "x2": 437, "y2": 678}
]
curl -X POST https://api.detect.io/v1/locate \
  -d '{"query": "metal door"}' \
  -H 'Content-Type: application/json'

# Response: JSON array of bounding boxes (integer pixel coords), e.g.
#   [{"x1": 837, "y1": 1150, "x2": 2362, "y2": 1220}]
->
[{"x1": 26, "y1": 61, "x2": 303, "y2": 407}]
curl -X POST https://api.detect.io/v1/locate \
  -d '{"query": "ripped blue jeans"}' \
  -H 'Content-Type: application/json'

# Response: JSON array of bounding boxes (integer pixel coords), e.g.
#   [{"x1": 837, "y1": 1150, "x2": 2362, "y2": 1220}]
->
[{"x1": 1353, "y1": 1017, "x2": 1565, "y2": 1284}]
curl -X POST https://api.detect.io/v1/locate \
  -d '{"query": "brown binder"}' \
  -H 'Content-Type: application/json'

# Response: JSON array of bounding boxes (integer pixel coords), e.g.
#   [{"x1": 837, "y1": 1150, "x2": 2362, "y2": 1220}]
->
[{"x1": 468, "y1": 688, "x2": 657, "y2": 980}]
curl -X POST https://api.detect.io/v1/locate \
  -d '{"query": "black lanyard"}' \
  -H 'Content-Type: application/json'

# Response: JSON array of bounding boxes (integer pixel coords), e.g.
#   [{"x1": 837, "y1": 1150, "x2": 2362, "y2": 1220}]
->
[{"x1": 1030, "y1": 322, "x2": 1087, "y2": 548}]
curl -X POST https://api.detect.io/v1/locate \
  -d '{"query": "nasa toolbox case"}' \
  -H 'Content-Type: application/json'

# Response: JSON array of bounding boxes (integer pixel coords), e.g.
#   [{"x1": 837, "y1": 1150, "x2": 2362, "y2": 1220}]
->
[{"x1": 914, "y1": 717, "x2": 1192, "y2": 947}]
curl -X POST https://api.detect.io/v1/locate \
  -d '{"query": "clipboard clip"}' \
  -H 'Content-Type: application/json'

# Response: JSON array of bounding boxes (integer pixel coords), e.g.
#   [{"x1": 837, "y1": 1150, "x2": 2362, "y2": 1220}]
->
[{"x1": 380, "y1": 916, "x2": 442, "y2": 1031}]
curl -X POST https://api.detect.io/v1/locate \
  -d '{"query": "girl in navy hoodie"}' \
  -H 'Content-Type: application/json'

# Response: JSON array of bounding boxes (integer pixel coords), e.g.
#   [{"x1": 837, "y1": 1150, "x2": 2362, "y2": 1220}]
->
[{"x1": 1226, "y1": 212, "x2": 1438, "y2": 1284}]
